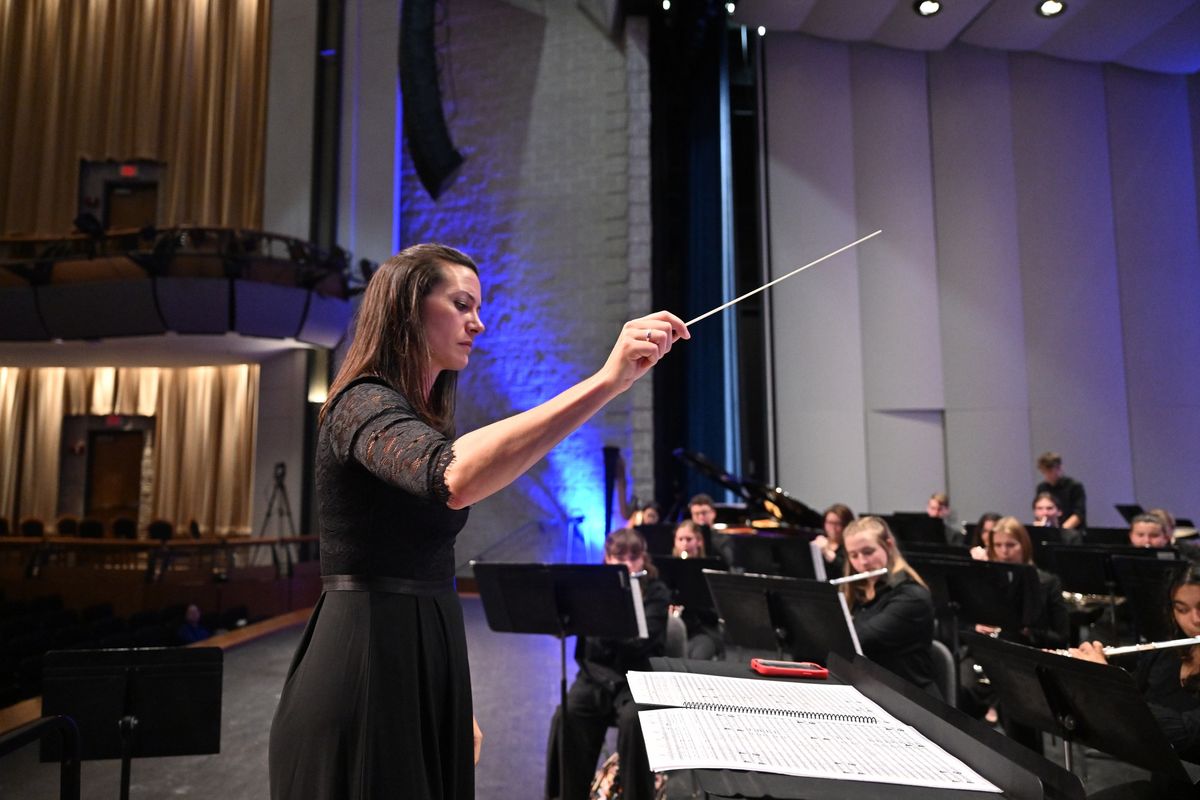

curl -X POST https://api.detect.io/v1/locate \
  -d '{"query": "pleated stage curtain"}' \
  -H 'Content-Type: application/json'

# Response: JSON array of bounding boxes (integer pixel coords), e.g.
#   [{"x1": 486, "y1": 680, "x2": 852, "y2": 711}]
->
[
  {"x1": 0, "y1": 0, "x2": 271, "y2": 235},
  {"x1": 0, "y1": 364, "x2": 259, "y2": 536}
]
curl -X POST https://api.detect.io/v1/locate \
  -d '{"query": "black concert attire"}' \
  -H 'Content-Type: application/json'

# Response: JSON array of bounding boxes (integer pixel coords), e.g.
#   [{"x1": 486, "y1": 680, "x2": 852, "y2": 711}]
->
[
  {"x1": 851, "y1": 572, "x2": 939, "y2": 698},
  {"x1": 545, "y1": 575, "x2": 670, "y2": 800},
  {"x1": 1036, "y1": 475, "x2": 1087, "y2": 528},
  {"x1": 680, "y1": 603, "x2": 723, "y2": 660},
  {"x1": 269, "y1": 379, "x2": 472, "y2": 800}
]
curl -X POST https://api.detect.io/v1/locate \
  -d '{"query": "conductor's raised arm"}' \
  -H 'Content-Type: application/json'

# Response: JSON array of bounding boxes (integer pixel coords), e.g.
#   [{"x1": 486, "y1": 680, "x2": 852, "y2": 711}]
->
[{"x1": 444, "y1": 310, "x2": 688, "y2": 509}]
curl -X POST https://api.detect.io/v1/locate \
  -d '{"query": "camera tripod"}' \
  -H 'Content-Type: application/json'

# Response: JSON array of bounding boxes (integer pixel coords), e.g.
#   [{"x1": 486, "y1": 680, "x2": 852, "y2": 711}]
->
[{"x1": 257, "y1": 462, "x2": 296, "y2": 568}]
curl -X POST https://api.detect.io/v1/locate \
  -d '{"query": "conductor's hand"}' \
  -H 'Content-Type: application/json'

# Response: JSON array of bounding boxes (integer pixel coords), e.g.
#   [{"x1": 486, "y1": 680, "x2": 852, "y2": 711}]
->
[
  {"x1": 600, "y1": 311, "x2": 690, "y2": 393},
  {"x1": 473, "y1": 715, "x2": 483, "y2": 765},
  {"x1": 1068, "y1": 640, "x2": 1109, "y2": 665}
]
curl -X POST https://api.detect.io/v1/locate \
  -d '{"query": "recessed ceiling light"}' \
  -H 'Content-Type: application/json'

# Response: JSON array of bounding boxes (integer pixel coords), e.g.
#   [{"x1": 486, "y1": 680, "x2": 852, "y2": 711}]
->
[
  {"x1": 757, "y1": 25, "x2": 766, "y2": 37},
  {"x1": 914, "y1": 0, "x2": 941, "y2": 17},
  {"x1": 1036, "y1": 0, "x2": 1066, "y2": 17},
  {"x1": 661, "y1": 0, "x2": 669, "y2": 8},
  {"x1": 725, "y1": 2, "x2": 736, "y2": 13}
]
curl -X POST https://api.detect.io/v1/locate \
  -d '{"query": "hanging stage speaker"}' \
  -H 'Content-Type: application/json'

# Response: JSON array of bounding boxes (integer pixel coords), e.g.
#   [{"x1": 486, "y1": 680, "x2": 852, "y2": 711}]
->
[{"x1": 400, "y1": 0, "x2": 464, "y2": 200}]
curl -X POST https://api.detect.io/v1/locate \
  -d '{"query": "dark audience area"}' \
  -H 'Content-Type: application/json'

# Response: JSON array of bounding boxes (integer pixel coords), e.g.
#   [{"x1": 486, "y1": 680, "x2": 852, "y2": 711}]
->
[{"x1": 0, "y1": 591, "x2": 254, "y2": 707}]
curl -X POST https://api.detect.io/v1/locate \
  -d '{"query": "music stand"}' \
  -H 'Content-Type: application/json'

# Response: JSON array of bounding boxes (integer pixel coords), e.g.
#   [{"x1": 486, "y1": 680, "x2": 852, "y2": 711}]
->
[
  {"x1": 1085, "y1": 526, "x2": 1132, "y2": 546},
  {"x1": 966, "y1": 632, "x2": 1195, "y2": 786},
  {"x1": 703, "y1": 571, "x2": 861, "y2": 662},
  {"x1": 719, "y1": 532, "x2": 826, "y2": 581},
  {"x1": 906, "y1": 556, "x2": 1039, "y2": 654},
  {"x1": 1115, "y1": 503, "x2": 1145, "y2": 524},
  {"x1": 634, "y1": 523, "x2": 677, "y2": 557},
  {"x1": 40, "y1": 647, "x2": 223, "y2": 800},
  {"x1": 654, "y1": 556, "x2": 725, "y2": 615},
  {"x1": 888, "y1": 512, "x2": 948, "y2": 544},
  {"x1": 1110, "y1": 555, "x2": 1189, "y2": 642},
  {"x1": 471, "y1": 562, "x2": 646, "y2": 800}
]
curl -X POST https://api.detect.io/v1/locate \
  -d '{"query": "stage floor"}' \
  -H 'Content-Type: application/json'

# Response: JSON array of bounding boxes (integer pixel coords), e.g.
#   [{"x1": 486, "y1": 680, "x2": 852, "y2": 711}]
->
[{"x1": 1, "y1": 596, "x2": 1147, "y2": 798}]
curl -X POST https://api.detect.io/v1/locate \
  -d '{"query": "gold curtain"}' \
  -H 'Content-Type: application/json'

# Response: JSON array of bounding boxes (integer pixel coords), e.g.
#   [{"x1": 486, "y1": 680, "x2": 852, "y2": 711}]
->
[
  {"x1": 19, "y1": 368, "x2": 66, "y2": 524},
  {"x1": 0, "y1": 367, "x2": 26, "y2": 525},
  {"x1": 0, "y1": 364, "x2": 259, "y2": 536},
  {"x1": 0, "y1": 0, "x2": 271, "y2": 236}
]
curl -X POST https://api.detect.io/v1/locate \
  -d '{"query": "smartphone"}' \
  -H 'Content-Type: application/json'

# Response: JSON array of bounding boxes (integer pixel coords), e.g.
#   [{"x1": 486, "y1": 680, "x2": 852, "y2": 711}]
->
[{"x1": 749, "y1": 658, "x2": 829, "y2": 679}]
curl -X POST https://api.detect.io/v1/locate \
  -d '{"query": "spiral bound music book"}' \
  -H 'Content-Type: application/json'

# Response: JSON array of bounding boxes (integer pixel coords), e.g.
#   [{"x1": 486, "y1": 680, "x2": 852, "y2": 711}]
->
[{"x1": 630, "y1": 671, "x2": 1000, "y2": 793}]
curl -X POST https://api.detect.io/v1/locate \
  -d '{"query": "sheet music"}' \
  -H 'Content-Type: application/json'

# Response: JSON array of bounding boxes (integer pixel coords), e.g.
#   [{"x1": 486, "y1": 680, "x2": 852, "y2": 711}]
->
[
  {"x1": 627, "y1": 672, "x2": 898, "y2": 724},
  {"x1": 629, "y1": 573, "x2": 649, "y2": 638},
  {"x1": 638, "y1": 708, "x2": 1001, "y2": 793}
]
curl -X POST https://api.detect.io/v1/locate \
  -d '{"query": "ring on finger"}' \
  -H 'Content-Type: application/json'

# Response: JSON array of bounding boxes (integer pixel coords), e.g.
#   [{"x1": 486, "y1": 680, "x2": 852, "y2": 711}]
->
[{"x1": 644, "y1": 329, "x2": 653, "y2": 341}]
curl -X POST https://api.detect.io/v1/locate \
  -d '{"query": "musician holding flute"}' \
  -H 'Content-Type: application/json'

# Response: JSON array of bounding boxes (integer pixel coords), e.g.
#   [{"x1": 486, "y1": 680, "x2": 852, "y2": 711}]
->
[
  {"x1": 840, "y1": 516, "x2": 940, "y2": 698},
  {"x1": 1069, "y1": 563, "x2": 1200, "y2": 765}
]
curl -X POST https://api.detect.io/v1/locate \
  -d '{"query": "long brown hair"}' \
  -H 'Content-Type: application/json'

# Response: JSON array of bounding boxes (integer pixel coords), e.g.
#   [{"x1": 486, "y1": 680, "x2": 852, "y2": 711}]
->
[
  {"x1": 321, "y1": 243, "x2": 478, "y2": 434},
  {"x1": 840, "y1": 516, "x2": 926, "y2": 607}
]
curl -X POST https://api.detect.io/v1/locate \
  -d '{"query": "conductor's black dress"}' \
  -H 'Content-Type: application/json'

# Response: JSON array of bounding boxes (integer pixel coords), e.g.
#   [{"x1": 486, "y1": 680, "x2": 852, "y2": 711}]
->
[{"x1": 268, "y1": 378, "x2": 473, "y2": 799}]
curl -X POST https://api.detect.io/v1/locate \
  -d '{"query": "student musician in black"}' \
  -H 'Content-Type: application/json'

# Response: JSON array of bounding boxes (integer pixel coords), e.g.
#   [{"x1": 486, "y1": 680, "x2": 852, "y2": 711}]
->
[
  {"x1": 1071, "y1": 563, "x2": 1200, "y2": 797},
  {"x1": 840, "y1": 516, "x2": 939, "y2": 697},
  {"x1": 670, "y1": 519, "x2": 723, "y2": 660},
  {"x1": 1035, "y1": 451, "x2": 1086, "y2": 530},
  {"x1": 545, "y1": 528, "x2": 670, "y2": 800},
  {"x1": 979, "y1": 517, "x2": 1069, "y2": 648}
]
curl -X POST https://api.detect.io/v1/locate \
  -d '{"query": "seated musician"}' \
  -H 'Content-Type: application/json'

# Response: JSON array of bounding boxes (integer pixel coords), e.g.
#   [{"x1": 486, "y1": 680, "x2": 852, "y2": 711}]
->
[
  {"x1": 927, "y1": 491, "x2": 967, "y2": 546},
  {"x1": 1070, "y1": 564, "x2": 1200, "y2": 795},
  {"x1": 965, "y1": 517, "x2": 1069, "y2": 746},
  {"x1": 813, "y1": 502, "x2": 854, "y2": 575},
  {"x1": 1030, "y1": 492, "x2": 1082, "y2": 544},
  {"x1": 841, "y1": 516, "x2": 939, "y2": 698},
  {"x1": 968, "y1": 511, "x2": 1001, "y2": 559},
  {"x1": 627, "y1": 502, "x2": 660, "y2": 527},
  {"x1": 670, "y1": 520, "x2": 724, "y2": 660},
  {"x1": 977, "y1": 517, "x2": 1069, "y2": 648},
  {"x1": 545, "y1": 528, "x2": 670, "y2": 800},
  {"x1": 1129, "y1": 513, "x2": 1172, "y2": 549}
]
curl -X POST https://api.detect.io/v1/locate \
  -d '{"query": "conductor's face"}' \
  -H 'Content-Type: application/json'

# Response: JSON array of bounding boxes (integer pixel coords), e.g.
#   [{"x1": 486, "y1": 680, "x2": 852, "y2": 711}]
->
[
  {"x1": 605, "y1": 549, "x2": 646, "y2": 575},
  {"x1": 1173, "y1": 585, "x2": 1200, "y2": 638},
  {"x1": 422, "y1": 262, "x2": 484, "y2": 377}
]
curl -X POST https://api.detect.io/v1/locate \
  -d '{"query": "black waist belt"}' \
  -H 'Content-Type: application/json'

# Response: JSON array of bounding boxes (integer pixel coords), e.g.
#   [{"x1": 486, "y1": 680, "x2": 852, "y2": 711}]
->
[{"x1": 321, "y1": 574, "x2": 455, "y2": 596}]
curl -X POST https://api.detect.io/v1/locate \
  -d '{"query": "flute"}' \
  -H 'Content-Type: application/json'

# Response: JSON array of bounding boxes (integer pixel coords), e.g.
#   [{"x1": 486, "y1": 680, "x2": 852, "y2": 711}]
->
[
  {"x1": 1057, "y1": 636, "x2": 1200, "y2": 657},
  {"x1": 829, "y1": 567, "x2": 889, "y2": 585}
]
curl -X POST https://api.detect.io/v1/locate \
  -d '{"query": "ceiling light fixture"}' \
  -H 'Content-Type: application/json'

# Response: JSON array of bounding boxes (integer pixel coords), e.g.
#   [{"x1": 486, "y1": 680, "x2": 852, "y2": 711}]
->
[
  {"x1": 725, "y1": 2, "x2": 736, "y2": 14},
  {"x1": 914, "y1": 0, "x2": 941, "y2": 16},
  {"x1": 1036, "y1": 0, "x2": 1066, "y2": 17},
  {"x1": 757, "y1": 25, "x2": 766, "y2": 37},
  {"x1": 661, "y1": 0, "x2": 669, "y2": 9}
]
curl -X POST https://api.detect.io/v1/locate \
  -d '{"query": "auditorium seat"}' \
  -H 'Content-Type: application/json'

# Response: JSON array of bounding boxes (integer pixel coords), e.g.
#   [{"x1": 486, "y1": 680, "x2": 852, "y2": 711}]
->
[
  {"x1": 18, "y1": 518, "x2": 45, "y2": 537},
  {"x1": 148, "y1": 519, "x2": 174, "y2": 542},
  {"x1": 0, "y1": 516, "x2": 9, "y2": 536},
  {"x1": 112, "y1": 516, "x2": 137, "y2": 539},
  {"x1": 55, "y1": 516, "x2": 79, "y2": 537},
  {"x1": 78, "y1": 518, "x2": 104, "y2": 538}
]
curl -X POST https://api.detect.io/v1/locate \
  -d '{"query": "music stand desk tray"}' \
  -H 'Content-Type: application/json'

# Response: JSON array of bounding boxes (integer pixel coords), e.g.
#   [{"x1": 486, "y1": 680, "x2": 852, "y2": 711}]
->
[{"x1": 644, "y1": 655, "x2": 1081, "y2": 800}]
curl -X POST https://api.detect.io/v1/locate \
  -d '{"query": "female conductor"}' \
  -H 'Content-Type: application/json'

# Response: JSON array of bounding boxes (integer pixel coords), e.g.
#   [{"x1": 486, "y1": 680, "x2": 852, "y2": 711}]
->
[{"x1": 268, "y1": 244, "x2": 688, "y2": 799}]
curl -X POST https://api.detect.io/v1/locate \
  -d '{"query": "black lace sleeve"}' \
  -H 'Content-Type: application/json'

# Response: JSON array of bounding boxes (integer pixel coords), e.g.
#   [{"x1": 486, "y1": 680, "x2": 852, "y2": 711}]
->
[{"x1": 326, "y1": 380, "x2": 456, "y2": 504}]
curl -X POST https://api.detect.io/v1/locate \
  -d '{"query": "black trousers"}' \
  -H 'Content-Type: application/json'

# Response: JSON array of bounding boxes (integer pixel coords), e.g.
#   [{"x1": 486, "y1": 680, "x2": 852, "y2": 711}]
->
[{"x1": 544, "y1": 676, "x2": 654, "y2": 800}]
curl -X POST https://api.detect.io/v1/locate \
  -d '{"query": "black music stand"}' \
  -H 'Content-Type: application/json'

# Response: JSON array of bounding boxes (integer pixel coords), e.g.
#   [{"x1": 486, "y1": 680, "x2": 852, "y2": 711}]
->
[
  {"x1": 471, "y1": 562, "x2": 646, "y2": 800},
  {"x1": 634, "y1": 523, "x2": 678, "y2": 557},
  {"x1": 719, "y1": 532, "x2": 825, "y2": 581},
  {"x1": 649, "y1": 652, "x2": 1085, "y2": 799},
  {"x1": 966, "y1": 632, "x2": 1196, "y2": 789},
  {"x1": 888, "y1": 512, "x2": 948, "y2": 544},
  {"x1": 1111, "y1": 555, "x2": 1190, "y2": 642},
  {"x1": 1115, "y1": 504, "x2": 1145, "y2": 524},
  {"x1": 1042, "y1": 544, "x2": 1179, "y2": 638},
  {"x1": 1086, "y1": 526, "x2": 1132, "y2": 546},
  {"x1": 40, "y1": 647, "x2": 223, "y2": 800},
  {"x1": 703, "y1": 571, "x2": 860, "y2": 662},
  {"x1": 655, "y1": 556, "x2": 725, "y2": 614},
  {"x1": 907, "y1": 556, "x2": 1039, "y2": 653}
]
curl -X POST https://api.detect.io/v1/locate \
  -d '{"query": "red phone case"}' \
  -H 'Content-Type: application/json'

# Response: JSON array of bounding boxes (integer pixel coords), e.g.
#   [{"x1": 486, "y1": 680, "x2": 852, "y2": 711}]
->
[{"x1": 750, "y1": 658, "x2": 829, "y2": 679}]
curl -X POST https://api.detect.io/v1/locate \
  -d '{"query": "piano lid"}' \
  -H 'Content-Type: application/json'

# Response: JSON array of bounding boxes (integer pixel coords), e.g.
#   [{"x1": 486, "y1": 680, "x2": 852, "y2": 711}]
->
[{"x1": 674, "y1": 449, "x2": 824, "y2": 531}]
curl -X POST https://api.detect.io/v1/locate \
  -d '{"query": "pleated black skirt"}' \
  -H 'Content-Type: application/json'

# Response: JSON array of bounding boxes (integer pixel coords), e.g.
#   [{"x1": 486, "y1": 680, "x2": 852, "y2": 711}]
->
[{"x1": 268, "y1": 587, "x2": 474, "y2": 799}]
